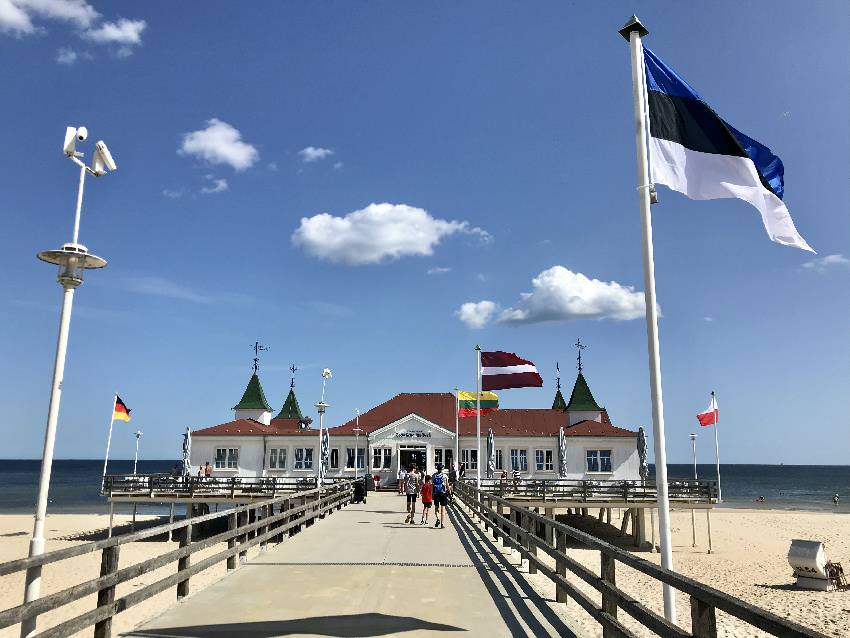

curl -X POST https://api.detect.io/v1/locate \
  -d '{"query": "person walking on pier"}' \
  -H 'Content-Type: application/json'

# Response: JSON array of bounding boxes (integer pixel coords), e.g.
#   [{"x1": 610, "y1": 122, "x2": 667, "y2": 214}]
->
[
  {"x1": 398, "y1": 466, "x2": 407, "y2": 495},
  {"x1": 403, "y1": 465, "x2": 421, "y2": 524},
  {"x1": 432, "y1": 463, "x2": 448, "y2": 529},
  {"x1": 420, "y1": 475, "x2": 433, "y2": 525}
]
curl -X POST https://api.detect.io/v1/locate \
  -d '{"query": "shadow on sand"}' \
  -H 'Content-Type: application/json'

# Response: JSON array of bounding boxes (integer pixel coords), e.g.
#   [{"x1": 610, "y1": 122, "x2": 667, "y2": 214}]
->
[{"x1": 125, "y1": 612, "x2": 464, "y2": 637}]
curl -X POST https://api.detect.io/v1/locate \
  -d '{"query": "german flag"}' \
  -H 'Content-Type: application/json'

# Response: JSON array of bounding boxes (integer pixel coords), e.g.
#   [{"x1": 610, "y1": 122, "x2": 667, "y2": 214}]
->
[{"x1": 113, "y1": 396, "x2": 131, "y2": 422}]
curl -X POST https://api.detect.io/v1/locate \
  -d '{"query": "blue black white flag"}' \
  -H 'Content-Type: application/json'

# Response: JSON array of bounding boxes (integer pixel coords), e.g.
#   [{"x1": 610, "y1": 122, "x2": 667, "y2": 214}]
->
[{"x1": 643, "y1": 47, "x2": 813, "y2": 252}]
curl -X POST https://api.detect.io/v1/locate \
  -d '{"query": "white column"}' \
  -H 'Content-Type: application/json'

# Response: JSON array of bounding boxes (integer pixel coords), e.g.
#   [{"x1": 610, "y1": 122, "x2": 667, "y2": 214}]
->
[
  {"x1": 21, "y1": 285, "x2": 76, "y2": 637},
  {"x1": 625, "y1": 18, "x2": 677, "y2": 623},
  {"x1": 475, "y1": 346, "x2": 482, "y2": 486}
]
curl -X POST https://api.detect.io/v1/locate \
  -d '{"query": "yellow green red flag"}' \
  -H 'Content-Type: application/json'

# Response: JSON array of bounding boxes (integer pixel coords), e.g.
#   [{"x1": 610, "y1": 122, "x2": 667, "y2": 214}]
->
[{"x1": 457, "y1": 390, "x2": 499, "y2": 417}]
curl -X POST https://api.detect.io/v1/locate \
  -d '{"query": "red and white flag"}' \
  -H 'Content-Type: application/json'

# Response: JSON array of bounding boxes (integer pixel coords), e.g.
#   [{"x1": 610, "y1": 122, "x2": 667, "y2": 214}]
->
[
  {"x1": 481, "y1": 351, "x2": 543, "y2": 391},
  {"x1": 696, "y1": 395, "x2": 718, "y2": 426}
]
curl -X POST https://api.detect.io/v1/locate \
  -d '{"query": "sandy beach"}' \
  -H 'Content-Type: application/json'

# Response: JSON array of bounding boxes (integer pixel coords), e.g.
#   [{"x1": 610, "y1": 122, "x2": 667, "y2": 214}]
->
[
  {"x1": 519, "y1": 506, "x2": 850, "y2": 637},
  {"x1": 0, "y1": 506, "x2": 848, "y2": 637}
]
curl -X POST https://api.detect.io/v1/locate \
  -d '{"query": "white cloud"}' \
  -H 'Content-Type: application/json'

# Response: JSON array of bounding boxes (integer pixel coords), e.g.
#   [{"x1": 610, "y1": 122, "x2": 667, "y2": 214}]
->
[
  {"x1": 267, "y1": 162, "x2": 278, "y2": 172},
  {"x1": 292, "y1": 202, "x2": 491, "y2": 265},
  {"x1": 0, "y1": 0, "x2": 99, "y2": 34},
  {"x1": 801, "y1": 254, "x2": 850, "y2": 272},
  {"x1": 179, "y1": 119, "x2": 259, "y2": 171},
  {"x1": 201, "y1": 176, "x2": 228, "y2": 194},
  {"x1": 703, "y1": 316, "x2": 714, "y2": 322},
  {"x1": 456, "y1": 301, "x2": 497, "y2": 329},
  {"x1": 460, "y1": 266, "x2": 647, "y2": 328},
  {"x1": 298, "y1": 146, "x2": 334, "y2": 163},
  {"x1": 162, "y1": 188, "x2": 183, "y2": 199},
  {"x1": 427, "y1": 266, "x2": 451, "y2": 275},
  {"x1": 55, "y1": 46, "x2": 77, "y2": 63},
  {"x1": 83, "y1": 17, "x2": 144, "y2": 44},
  {"x1": 333, "y1": 161, "x2": 343, "y2": 170}
]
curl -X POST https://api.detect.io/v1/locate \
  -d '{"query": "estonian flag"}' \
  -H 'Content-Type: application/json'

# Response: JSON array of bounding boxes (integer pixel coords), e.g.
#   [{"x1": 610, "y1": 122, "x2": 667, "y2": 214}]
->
[{"x1": 644, "y1": 47, "x2": 813, "y2": 252}]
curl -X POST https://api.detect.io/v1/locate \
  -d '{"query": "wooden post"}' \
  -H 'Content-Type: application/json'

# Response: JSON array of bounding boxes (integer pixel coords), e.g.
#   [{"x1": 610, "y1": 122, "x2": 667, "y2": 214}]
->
[
  {"x1": 526, "y1": 510, "x2": 537, "y2": 574},
  {"x1": 167, "y1": 502, "x2": 175, "y2": 542},
  {"x1": 177, "y1": 506, "x2": 193, "y2": 600},
  {"x1": 605, "y1": 507, "x2": 612, "y2": 524},
  {"x1": 93, "y1": 545, "x2": 120, "y2": 638},
  {"x1": 601, "y1": 553, "x2": 617, "y2": 636},
  {"x1": 226, "y1": 511, "x2": 237, "y2": 571},
  {"x1": 544, "y1": 508, "x2": 554, "y2": 546},
  {"x1": 690, "y1": 595, "x2": 717, "y2": 638},
  {"x1": 619, "y1": 509, "x2": 632, "y2": 536},
  {"x1": 238, "y1": 510, "x2": 248, "y2": 563},
  {"x1": 597, "y1": 508, "x2": 605, "y2": 521},
  {"x1": 706, "y1": 509, "x2": 713, "y2": 554},
  {"x1": 555, "y1": 527, "x2": 568, "y2": 604},
  {"x1": 651, "y1": 507, "x2": 657, "y2": 553},
  {"x1": 259, "y1": 504, "x2": 268, "y2": 551},
  {"x1": 107, "y1": 502, "x2": 114, "y2": 539}
]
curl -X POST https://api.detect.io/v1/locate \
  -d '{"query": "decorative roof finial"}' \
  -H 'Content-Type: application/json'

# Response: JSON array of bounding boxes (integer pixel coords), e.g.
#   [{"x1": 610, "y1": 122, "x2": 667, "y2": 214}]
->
[
  {"x1": 289, "y1": 363, "x2": 298, "y2": 388},
  {"x1": 555, "y1": 361, "x2": 561, "y2": 391},
  {"x1": 575, "y1": 338, "x2": 587, "y2": 373},
  {"x1": 250, "y1": 340, "x2": 269, "y2": 374}
]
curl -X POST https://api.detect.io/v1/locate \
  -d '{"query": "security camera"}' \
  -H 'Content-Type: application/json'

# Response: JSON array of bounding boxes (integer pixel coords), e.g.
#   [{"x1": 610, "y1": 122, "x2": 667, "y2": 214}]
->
[
  {"x1": 91, "y1": 140, "x2": 117, "y2": 175},
  {"x1": 63, "y1": 126, "x2": 85, "y2": 157}
]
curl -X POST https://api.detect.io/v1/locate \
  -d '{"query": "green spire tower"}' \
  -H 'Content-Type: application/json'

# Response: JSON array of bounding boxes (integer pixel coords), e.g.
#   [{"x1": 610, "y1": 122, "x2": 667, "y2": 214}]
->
[{"x1": 232, "y1": 373, "x2": 272, "y2": 411}]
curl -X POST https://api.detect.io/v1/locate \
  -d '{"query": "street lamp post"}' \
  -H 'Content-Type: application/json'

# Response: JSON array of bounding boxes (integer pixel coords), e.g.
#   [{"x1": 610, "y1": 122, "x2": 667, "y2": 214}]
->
[
  {"x1": 316, "y1": 368, "x2": 332, "y2": 486},
  {"x1": 689, "y1": 432, "x2": 698, "y2": 547},
  {"x1": 353, "y1": 409, "x2": 361, "y2": 483},
  {"x1": 133, "y1": 431, "x2": 143, "y2": 476},
  {"x1": 22, "y1": 126, "x2": 116, "y2": 637}
]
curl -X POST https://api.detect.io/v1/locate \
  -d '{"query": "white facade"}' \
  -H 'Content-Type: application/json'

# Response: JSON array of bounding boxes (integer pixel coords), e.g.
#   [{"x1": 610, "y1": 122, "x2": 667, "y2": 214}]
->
[{"x1": 191, "y1": 413, "x2": 639, "y2": 483}]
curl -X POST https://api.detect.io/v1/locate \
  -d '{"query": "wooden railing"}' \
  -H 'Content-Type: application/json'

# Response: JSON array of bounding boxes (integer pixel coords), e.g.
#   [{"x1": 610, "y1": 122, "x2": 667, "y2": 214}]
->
[
  {"x1": 475, "y1": 478, "x2": 717, "y2": 504},
  {"x1": 0, "y1": 480, "x2": 357, "y2": 638},
  {"x1": 454, "y1": 481, "x2": 826, "y2": 638},
  {"x1": 101, "y1": 474, "x2": 352, "y2": 498}
]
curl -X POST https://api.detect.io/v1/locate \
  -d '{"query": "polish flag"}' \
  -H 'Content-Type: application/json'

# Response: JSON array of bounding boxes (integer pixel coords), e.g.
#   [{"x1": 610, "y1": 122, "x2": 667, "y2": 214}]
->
[{"x1": 696, "y1": 395, "x2": 718, "y2": 426}]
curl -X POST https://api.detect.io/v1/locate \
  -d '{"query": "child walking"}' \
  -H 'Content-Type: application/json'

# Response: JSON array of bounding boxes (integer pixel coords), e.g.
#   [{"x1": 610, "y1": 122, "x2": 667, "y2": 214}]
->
[{"x1": 420, "y1": 475, "x2": 433, "y2": 525}]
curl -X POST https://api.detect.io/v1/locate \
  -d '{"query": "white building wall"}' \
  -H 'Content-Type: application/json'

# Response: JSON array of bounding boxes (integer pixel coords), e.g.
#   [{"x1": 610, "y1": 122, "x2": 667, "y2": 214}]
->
[
  {"x1": 568, "y1": 410, "x2": 603, "y2": 425},
  {"x1": 233, "y1": 408, "x2": 271, "y2": 425},
  {"x1": 190, "y1": 436, "x2": 265, "y2": 477}
]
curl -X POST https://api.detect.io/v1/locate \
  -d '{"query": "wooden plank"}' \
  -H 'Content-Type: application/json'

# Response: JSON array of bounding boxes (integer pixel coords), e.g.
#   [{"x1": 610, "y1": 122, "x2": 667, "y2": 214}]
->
[
  {"x1": 176, "y1": 508, "x2": 192, "y2": 600},
  {"x1": 601, "y1": 553, "x2": 618, "y2": 638}
]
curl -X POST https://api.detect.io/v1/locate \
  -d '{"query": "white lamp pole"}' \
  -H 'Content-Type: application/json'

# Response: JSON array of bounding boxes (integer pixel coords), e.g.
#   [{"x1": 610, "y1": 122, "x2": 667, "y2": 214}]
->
[
  {"x1": 133, "y1": 431, "x2": 143, "y2": 476},
  {"x1": 689, "y1": 433, "x2": 698, "y2": 480},
  {"x1": 353, "y1": 414, "x2": 362, "y2": 484},
  {"x1": 22, "y1": 126, "x2": 115, "y2": 637},
  {"x1": 316, "y1": 368, "x2": 332, "y2": 486}
]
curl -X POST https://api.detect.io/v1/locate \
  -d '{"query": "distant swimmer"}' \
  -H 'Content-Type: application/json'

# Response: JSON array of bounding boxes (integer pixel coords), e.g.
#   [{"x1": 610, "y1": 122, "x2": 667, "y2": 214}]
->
[
  {"x1": 833, "y1": 493, "x2": 840, "y2": 506},
  {"x1": 754, "y1": 495, "x2": 765, "y2": 503}
]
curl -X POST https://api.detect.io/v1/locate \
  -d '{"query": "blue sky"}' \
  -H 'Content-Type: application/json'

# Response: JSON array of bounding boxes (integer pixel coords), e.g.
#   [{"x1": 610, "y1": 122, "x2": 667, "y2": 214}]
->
[{"x1": 0, "y1": 1, "x2": 847, "y2": 466}]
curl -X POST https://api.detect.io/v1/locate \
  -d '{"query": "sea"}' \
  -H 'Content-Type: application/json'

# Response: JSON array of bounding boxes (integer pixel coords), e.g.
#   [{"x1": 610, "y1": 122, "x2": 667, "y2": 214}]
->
[{"x1": 0, "y1": 460, "x2": 848, "y2": 515}]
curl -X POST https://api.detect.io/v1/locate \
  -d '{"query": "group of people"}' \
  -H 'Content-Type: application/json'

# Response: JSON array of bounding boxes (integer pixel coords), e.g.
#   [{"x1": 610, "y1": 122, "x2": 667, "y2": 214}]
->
[
  {"x1": 398, "y1": 463, "x2": 454, "y2": 528},
  {"x1": 170, "y1": 462, "x2": 212, "y2": 479}
]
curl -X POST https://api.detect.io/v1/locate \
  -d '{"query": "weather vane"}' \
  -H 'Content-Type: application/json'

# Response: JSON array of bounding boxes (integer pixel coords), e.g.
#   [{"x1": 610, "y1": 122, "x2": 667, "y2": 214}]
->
[
  {"x1": 289, "y1": 363, "x2": 298, "y2": 388},
  {"x1": 575, "y1": 338, "x2": 587, "y2": 373},
  {"x1": 555, "y1": 362, "x2": 561, "y2": 390},
  {"x1": 250, "y1": 341, "x2": 269, "y2": 374}
]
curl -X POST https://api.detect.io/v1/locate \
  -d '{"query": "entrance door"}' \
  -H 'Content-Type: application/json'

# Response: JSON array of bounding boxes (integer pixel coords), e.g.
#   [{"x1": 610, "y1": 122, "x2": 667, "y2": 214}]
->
[{"x1": 399, "y1": 447, "x2": 427, "y2": 473}]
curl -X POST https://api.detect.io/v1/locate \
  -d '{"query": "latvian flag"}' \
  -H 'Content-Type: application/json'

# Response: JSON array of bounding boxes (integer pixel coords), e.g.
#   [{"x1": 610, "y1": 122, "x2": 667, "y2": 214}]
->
[
  {"x1": 644, "y1": 47, "x2": 813, "y2": 252},
  {"x1": 458, "y1": 391, "x2": 499, "y2": 418},
  {"x1": 481, "y1": 351, "x2": 543, "y2": 391},
  {"x1": 113, "y1": 395, "x2": 131, "y2": 422},
  {"x1": 696, "y1": 395, "x2": 718, "y2": 427}
]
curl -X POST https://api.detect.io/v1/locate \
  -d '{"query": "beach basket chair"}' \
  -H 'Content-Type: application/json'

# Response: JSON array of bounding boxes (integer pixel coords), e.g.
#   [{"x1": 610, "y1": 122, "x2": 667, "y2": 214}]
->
[{"x1": 788, "y1": 539, "x2": 847, "y2": 591}]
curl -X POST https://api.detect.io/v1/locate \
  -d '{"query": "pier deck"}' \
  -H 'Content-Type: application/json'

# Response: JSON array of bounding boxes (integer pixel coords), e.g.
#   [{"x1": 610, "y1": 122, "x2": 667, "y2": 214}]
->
[{"x1": 126, "y1": 491, "x2": 582, "y2": 638}]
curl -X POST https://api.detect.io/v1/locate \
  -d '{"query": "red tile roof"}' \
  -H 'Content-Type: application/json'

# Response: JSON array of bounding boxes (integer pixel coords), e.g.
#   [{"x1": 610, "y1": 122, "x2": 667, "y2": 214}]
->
[
  {"x1": 193, "y1": 418, "x2": 316, "y2": 437},
  {"x1": 193, "y1": 393, "x2": 638, "y2": 438}
]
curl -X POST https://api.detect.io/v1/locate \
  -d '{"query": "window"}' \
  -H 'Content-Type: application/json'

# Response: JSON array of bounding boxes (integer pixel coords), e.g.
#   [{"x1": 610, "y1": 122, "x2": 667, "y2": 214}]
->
[
  {"x1": 495, "y1": 449, "x2": 503, "y2": 471},
  {"x1": 586, "y1": 449, "x2": 613, "y2": 473},
  {"x1": 434, "y1": 449, "x2": 442, "y2": 466},
  {"x1": 510, "y1": 449, "x2": 528, "y2": 472},
  {"x1": 372, "y1": 448, "x2": 391, "y2": 469},
  {"x1": 346, "y1": 448, "x2": 366, "y2": 469},
  {"x1": 294, "y1": 447, "x2": 314, "y2": 470},
  {"x1": 536, "y1": 449, "x2": 554, "y2": 471},
  {"x1": 461, "y1": 449, "x2": 478, "y2": 471},
  {"x1": 434, "y1": 448, "x2": 454, "y2": 468},
  {"x1": 269, "y1": 448, "x2": 287, "y2": 470},
  {"x1": 215, "y1": 448, "x2": 238, "y2": 469},
  {"x1": 330, "y1": 448, "x2": 339, "y2": 470}
]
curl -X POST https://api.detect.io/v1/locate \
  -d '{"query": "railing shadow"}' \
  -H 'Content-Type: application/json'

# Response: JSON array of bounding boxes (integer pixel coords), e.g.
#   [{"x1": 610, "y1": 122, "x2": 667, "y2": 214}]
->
[
  {"x1": 448, "y1": 503, "x2": 578, "y2": 638},
  {"x1": 125, "y1": 612, "x2": 465, "y2": 637}
]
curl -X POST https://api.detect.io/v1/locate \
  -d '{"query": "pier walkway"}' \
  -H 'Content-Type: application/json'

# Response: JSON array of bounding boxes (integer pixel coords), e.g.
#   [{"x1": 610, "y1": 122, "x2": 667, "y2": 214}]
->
[{"x1": 126, "y1": 491, "x2": 581, "y2": 638}]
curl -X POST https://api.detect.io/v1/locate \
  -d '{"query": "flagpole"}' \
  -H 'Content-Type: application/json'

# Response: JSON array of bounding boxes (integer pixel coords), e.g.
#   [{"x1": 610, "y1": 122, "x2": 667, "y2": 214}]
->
[
  {"x1": 475, "y1": 345, "x2": 482, "y2": 486},
  {"x1": 454, "y1": 387, "x2": 459, "y2": 474},
  {"x1": 101, "y1": 394, "x2": 118, "y2": 489},
  {"x1": 620, "y1": 15, "x2": 677, "y2": 624},
  {"x1": 712, "y1": 391, "x2": 721, "y2": 502}
]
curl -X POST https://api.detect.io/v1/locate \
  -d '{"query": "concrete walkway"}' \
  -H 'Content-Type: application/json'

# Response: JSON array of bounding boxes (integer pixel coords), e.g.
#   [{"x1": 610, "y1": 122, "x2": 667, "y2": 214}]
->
[{"x1": 126, "y1": 492, "x2": 581, "y2": 638}]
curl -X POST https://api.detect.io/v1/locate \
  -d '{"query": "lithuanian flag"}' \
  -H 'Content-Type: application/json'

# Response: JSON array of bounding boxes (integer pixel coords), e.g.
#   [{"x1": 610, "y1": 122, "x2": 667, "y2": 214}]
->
[
  {"x1": 458, "y1": 391, "x2": 499, "y2": 417},
  {"x1": 113, "y1": 396, "x2": 131, "y2": 422}
]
